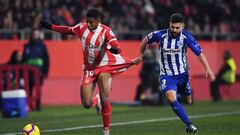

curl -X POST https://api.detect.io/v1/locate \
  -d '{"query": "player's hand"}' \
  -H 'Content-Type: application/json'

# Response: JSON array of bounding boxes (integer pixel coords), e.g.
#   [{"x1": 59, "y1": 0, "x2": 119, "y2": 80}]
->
[
  {"x1": 40, "y1": 19, "x2": 52, "y2": 29},
  {"x1": 109, "y1": 46, "x2": 121, "y2": 54},
  {"x1": 205, "y1": 69, "x2": 215, "y2": 81},
  {"x1": 132, "y1": 56, "x2": 142, "y2": 65}
]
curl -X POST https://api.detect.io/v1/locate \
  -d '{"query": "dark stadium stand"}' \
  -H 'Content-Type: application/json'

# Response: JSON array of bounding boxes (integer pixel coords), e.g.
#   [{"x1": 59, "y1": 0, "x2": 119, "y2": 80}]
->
[{"x1": 0, "y1": 0, "x2": 239, "y2": 40}]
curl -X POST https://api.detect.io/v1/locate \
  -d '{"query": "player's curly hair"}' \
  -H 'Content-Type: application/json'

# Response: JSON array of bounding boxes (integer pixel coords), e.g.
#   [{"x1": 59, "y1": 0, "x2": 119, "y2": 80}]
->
[{"x1": 86, "y1": 9, "x2": 101, "y2": 19}]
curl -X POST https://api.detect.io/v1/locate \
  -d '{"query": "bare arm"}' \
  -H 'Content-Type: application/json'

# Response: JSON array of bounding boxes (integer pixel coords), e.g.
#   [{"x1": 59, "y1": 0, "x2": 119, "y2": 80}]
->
[
  {"x1": 198, "y1": 53, "x2": 216, "y2": 81},
  {"x1": 140, "y1": 37, "x2": 148, "y2": 56},
  {"x1": 132, "y1": 37, "x2": 148, "y2": 65}
]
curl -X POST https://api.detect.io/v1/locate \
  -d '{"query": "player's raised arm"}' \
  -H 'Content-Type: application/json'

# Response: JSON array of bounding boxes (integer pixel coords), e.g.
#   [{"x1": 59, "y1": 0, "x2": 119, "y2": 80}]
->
[
  {"x1": 132, "y1": 37, "x2": 148, "y2": 65},
  {"x1": 135, "y1": 31, "x2": 159, "y2": 65},
  {"x1": 198, "y1": 53, "x2": 216, "y2": 81},
  {"x1": 40, "y1": 19, "x2": 74, "y2": 34},
  {"x1": 184, "y1": 30, "x2": 215, "y2": 81}
]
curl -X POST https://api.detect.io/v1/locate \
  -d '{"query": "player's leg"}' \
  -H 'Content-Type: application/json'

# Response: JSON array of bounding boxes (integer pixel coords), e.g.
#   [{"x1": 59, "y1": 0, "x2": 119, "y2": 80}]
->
[
  {"x1": 177, "y1": 73, "x2": 198, "y2": 133},
  {"x1": 98, "y1": 73, "x2": 112, "y2": 135},
  {"x1": 165, "y1": 90, "x2": 197, "y2": 133},
  {"x1": 165, "y1": 90, "x2": 192, "y2": 126},
  {"x1": 80, "y1": 82, "x2": 96, "y2": 109},
  {"x1": 80, "y1": 69, "x2": 102, "y2": 109},
  {"x1": 161, "y1": 76, "x2": 196, "y2": 133},
  {"x1": 180, "y1": 79, "x2": 193, "y2": 105},
  {"x1": 182, "y1": 95, "x2": 193, "y2": 105}
]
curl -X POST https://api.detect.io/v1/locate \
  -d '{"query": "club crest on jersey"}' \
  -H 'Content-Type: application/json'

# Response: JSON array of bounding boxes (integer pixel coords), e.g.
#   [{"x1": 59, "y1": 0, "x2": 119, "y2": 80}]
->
[
  {"x1": 110, "y1": 30, "x2": 115, "y2": 36},
  {"x1": 177, "y1": 41, "x2": 184, "y2": 48}
]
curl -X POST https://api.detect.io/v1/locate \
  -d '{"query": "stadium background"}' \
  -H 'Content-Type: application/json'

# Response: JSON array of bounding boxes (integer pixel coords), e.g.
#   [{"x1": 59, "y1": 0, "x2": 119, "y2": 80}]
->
[
  {"x1": 1, "y1": 1, "x2": 240, "y2": 135},
  {"x1": 0, "y1": 0, "x2": 240, "y2": 104}
]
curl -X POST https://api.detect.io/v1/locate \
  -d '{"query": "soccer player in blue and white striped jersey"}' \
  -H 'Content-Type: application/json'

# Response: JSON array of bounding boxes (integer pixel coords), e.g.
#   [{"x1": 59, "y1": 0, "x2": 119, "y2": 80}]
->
[{"x1": 137, "y1": 13, "x2": 216, "y2": 133}]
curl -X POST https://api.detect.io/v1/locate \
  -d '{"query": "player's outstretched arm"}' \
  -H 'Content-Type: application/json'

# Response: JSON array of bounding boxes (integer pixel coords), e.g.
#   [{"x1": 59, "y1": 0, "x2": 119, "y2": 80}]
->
[
  {"x1": 134, "y1": 37, "x2": 148, "y2": 64},
  {"x1": 132, "y1": 37, "x2": 148, "y2": 65},
  {"x1": 40, "y1": 19, "x2": 73, "y2": 34},
  {"x1": 198, "y1": 53, "x2": 216, "y2": 81}
]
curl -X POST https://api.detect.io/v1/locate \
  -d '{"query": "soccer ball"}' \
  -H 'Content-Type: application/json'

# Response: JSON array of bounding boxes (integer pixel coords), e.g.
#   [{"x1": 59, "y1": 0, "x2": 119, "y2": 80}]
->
[{"x1": 22, "y1": 124, "x2": 40, "y2": 135}]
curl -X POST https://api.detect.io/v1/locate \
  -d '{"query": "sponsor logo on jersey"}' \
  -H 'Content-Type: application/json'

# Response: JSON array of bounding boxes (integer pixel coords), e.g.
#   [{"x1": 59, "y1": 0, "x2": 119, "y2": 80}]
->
[
  {"x1": 163, "y1": 48, "x2": 181, "y2": 54},
  {"x1": 86, "y1": 43, "x2": 101, "y2": 50},
  {"x1": 177, "y1": 42, "x2": 184, "y2": 47}
]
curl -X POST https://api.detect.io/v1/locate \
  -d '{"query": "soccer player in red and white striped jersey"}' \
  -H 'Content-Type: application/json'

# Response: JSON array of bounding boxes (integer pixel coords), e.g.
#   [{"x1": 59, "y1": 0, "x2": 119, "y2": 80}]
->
[{"x1": 41, "y1": 9, "x2": 141, "y2": 135}]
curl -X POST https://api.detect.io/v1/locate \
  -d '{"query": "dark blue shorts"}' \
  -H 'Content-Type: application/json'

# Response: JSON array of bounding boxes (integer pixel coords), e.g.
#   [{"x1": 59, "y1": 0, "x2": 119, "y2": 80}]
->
[{"x1": 160, "y1": 72, "x2": 192, "y2": 96}]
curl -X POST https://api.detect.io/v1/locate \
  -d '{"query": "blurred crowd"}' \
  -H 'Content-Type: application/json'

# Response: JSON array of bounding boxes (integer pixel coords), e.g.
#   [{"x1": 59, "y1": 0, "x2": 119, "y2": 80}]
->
[{"x1": 0, "y1": 0, "x2": 240, "y2": 39}]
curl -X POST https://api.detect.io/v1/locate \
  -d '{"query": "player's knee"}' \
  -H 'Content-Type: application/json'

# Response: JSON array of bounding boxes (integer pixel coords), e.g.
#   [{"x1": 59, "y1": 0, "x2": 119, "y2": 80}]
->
[
  {"x1": 82, "y1": 104, "x2": 91, "y2": 109},
  {"x1": 82, "y1": 101, "x2": 92, "y2": 109},
  {"x1": 166, "y1": 94, "x2": 176, "y2": 103}
]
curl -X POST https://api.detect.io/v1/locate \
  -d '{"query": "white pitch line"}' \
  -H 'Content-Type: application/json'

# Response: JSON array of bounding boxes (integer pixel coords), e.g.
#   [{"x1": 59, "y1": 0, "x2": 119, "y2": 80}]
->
[{"x1": 2, "y1": 111, "x2": 240, "y2": 135}]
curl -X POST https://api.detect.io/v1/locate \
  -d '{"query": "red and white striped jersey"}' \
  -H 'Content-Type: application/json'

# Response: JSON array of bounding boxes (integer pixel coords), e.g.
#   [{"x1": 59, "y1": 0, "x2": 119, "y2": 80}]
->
[{"x1": 71, "y1": 23, "x2": 132, "y2": 69}]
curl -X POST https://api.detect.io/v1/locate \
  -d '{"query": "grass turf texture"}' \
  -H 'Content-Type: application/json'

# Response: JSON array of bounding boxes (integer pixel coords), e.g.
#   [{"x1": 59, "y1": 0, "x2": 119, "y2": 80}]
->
[{"x1": 0, "y1": 101, "x2": 240, "y2": 135}]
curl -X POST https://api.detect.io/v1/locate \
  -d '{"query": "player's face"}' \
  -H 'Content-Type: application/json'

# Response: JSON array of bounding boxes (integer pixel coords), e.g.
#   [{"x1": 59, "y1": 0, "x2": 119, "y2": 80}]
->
[
  {"x1": 86, "y1": 17, "x2": 100, "y2": 30},
  {"x1": 169, "y1": 22, "x2": 184, "y2": 37}
]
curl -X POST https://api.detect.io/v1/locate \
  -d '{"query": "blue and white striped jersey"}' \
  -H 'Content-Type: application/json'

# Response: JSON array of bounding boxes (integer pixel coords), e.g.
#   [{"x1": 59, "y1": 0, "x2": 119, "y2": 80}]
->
[{"x1": 146, "y1": 29, "x2": 202, "y2": 76}]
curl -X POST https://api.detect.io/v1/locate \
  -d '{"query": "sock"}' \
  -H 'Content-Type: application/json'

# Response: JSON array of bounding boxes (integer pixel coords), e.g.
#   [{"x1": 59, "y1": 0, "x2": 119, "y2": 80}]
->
[
  {"x1": 170, "y1": 100, "x2": 191, "y2": 126},
  {"x1": 101, "y1": 100, "x2": 112, "y2": 130},
  {"x1": 91, "y1": 96, "x2": 98, "y2": 108}
]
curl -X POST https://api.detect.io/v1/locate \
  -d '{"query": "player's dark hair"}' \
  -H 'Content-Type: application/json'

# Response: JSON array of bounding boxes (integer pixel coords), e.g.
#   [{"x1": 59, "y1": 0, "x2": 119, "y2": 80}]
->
[
  {"x1": 170, "y1": 13, "x2": 184, "y2": 23},
  {"x1": 86, "y1": 9, "x2": 101, "y2": 19}
]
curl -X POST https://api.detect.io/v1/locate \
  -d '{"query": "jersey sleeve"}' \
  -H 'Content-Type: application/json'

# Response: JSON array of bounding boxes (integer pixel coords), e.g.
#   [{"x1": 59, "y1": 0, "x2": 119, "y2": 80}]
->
[
  {"x1": 51, "y1": 25, "x2": 73, "y2": 34},
  {"x1": 146, "y1": 31, "x2": 160, "y2": 44},
  {"x1": 185, "y1": 31, "x2": 202, "y2": 56},
  {"x1": 71, "y1": 23, "x2": 82, "y2": 35},
  {"x1": 105, "y1": 28, "x2": 120, "y2": 49}
]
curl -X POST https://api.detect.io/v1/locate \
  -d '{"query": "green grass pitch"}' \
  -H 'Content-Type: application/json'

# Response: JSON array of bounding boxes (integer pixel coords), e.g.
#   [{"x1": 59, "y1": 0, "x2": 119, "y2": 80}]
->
[{"x1": 0, "y1": 101, "x2": 240, "y2": 135}]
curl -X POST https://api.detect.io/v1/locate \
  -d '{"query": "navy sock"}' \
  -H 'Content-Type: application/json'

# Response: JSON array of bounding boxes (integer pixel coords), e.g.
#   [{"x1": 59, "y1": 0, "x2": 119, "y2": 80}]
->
[{"x1": 170, "y1": 100, "x2": 191, "y2": 126}]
